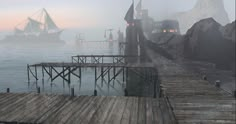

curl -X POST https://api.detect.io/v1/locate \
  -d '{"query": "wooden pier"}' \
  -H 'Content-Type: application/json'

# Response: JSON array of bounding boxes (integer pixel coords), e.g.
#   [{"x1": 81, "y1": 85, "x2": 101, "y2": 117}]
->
[
  {"x1": 27, "y1": 61, "x2": 159, "y2": 98},
  {"x1": 146, "y1": 48, "x2": 236, "y2": 124},
  {"x1": 0, "y1": 93, "x2": 175, "y2": 124}
]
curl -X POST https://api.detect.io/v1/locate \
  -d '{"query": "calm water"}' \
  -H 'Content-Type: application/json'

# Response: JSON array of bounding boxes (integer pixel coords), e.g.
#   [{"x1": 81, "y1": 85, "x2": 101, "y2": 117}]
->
[{"x1": 0, "y1": 41, "x2": 125, "y2": 96}]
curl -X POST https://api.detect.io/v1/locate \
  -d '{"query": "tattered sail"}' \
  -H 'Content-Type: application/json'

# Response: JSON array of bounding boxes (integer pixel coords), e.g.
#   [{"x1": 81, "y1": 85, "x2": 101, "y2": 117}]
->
[
  {"x1": 14, "y1": 8, "x2": 61, "y2": 34},
  {"x1": 43, "y1": 9, "x2": 58, "y2": 31},
  {"x1": 124, "y1": 3, "x2": 134, "y2": 23},
  {"x1": 24, "y1": 18, "x2": 42, "y2": 33},
  {"x1": 14, "y1": 28, "x2": 24, "y2": 34}
]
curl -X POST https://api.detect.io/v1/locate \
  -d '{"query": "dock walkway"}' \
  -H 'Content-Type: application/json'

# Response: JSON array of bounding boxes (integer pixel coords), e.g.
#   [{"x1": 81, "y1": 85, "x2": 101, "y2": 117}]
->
[
  {"x1": 146, "y1": 48, "x2": 236, "y2": 124},
  {"x1": 0, "y1": 93, "x2": 173, "y2": 124}
]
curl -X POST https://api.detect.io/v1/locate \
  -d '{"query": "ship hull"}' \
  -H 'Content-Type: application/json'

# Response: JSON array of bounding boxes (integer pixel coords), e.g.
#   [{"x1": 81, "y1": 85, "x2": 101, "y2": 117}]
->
[{"x1": 1, "y1": 31, "x2": 65, "y2": 45}]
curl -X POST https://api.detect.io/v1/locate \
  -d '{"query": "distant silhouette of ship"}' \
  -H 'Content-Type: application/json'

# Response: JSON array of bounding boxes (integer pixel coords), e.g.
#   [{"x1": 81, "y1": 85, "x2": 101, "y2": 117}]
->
[{"x1": 2, "y1": 8, "x2": 64, "y2": 44}]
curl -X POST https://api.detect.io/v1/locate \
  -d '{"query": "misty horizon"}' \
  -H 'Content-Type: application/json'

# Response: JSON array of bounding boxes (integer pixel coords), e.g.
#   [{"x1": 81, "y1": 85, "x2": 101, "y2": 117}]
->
[{"x1": 0, "y1": 0, "x2": 235, "y2": 41}]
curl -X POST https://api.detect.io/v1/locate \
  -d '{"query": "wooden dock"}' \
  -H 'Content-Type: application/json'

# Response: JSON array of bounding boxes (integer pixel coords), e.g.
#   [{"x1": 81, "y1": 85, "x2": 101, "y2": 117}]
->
[
  {"x1": 27, "y1": 62, "x2": 159, "y2": 98},
  {"x1": 0, "y1": 93, "x2": 175, "y2": 124},
  {"x1": 146, "y1": 48, "x2": 236, "y2": 124}
]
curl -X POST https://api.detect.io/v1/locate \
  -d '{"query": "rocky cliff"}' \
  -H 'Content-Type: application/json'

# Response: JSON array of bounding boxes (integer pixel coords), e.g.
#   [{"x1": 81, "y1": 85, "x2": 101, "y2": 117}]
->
[{"x1": 151, "y1": 18, "x2": 235, "y2": 72}]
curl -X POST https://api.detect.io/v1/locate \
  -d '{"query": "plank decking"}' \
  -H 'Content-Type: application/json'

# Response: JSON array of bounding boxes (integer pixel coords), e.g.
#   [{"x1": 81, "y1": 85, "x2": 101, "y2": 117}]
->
[
  {"x1": 0, "y1": 93, "x2": 173, "y2": 124},
  {"x1": 146, "y1": 48, "x2": 236, "y2": 124}
]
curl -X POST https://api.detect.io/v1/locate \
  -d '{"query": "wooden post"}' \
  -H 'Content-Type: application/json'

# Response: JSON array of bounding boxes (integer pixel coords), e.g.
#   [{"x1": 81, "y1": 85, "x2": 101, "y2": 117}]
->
[
  {"x1": 35, "y1": 65, "x2": 38, "y2": 81},
  {"x1": 63, "y1": 67, "x2": 65, "y2": 83},
  {"x1": 126, "y1": 67, "x2": 129, "y2": 84},
  {"x1": 113, "y1": 67, "x2": 116, "y2": 79},
  {"x1": 27, "y1": 64, "x2": 30, "y2": 83},
  {"x1": 6, "y1": 88, "x2": 10, "y2": 93},
  {"x1": 124, "y1": 88, "x2": 128, "y2": 96},
  {"x1": 68, "y1": 67, "x2": 71, "y2": 84},
  {"x1": 71, "y1": 87, "x2": 75, "y2": 97},
  {"x1": 49, "y1": 66, "x2": 52, "y2": 81},
  {"x1": 95, "y1": 67, "x2": 97, "y2": 82},
  {"x1": 42, "y1": 66, "x2": 44, "y2": 79},
  {"x1": 215, "y1": 80, "x2": 221, "y2": 88},
  {"x1": 101, "y1": 67, "x2": 104, "y2": 80},
  {"x1": 37, "y1": 87, "x2": 40, "y2": 94},
  {"x1": 108, "y1": 68, "x2": 110, "y2": 81},
  {"x1": 94, "y1": 89, "x2": 97, "y2": 96},
  {"x1": 79, "y1": 67, "x2": 82, "y2": 82}
]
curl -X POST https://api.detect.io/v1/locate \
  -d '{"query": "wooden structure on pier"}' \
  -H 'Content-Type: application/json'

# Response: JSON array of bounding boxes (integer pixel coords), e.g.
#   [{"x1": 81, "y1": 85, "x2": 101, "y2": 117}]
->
[
  {"x1": 27, "y1": 59, "x2": 159, "y2": 98},
  {"x1": 0, "y1": 93, "x2": 175, "y2": 124},
  {"x1": 71, "y1": 55, "x2": 136, "y2": 64},
  {"x1": 27, "y1": 63, "x2": 157, "y2": 83}
]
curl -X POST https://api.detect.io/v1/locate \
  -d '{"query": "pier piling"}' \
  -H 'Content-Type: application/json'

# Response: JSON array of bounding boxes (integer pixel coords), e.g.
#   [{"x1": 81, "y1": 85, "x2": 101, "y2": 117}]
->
[
  {"x1": 6, "y1": 88, "x2": 10, "y2": 93},
  {"x1": 71, "y1": 87, "x2": 75, "y2": 97},
  {"x1": 37, "y1": 87, "x2": 40, "y2": 94}
]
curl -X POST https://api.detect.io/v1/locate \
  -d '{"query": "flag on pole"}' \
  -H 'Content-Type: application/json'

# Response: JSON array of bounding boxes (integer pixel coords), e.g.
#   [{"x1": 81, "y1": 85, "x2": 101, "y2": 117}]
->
[{"x1": 124, "y1": 3, "x2": 134, "y2": 23}]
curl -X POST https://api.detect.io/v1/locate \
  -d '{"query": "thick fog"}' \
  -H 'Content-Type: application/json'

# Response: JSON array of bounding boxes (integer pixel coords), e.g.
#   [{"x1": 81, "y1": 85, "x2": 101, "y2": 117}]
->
[{"x1": 0, "y1": 0, "x2": 235, "y2": 41}]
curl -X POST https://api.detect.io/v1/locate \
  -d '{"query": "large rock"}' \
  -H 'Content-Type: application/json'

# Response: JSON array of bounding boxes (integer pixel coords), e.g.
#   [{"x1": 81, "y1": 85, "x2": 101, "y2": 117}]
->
[
  {"x1": 172, "y1": 0, "x2": 230, "y2": 34},
  {"x1": 183, "y1": 18, "x2": 235, "y2": 70},
  {"x1": 220, "y1": 21, "x2": 235, "y2": 42}
]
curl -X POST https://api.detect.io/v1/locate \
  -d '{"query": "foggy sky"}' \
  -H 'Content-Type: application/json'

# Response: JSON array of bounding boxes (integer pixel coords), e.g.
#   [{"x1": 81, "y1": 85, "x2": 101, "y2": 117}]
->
[{"x1": 0, "y1": 0, "x2": 235, "y2": 41}]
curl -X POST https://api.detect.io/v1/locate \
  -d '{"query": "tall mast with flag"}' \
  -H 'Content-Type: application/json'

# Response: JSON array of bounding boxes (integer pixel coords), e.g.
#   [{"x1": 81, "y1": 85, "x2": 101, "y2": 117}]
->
[{"x1": 124, "y1": 1, "x2": 134, "y2": 26}]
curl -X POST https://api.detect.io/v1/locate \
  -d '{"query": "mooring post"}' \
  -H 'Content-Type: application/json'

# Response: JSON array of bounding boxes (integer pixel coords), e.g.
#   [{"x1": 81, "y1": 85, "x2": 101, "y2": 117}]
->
[
  {"x1": 71, "y1": 87, "x2": 75, "y2": 97},
  {"x1": 6, "y1": 88, "x2": 10, "y2": 93},
  {"x1": 27, "y1": 64, "x2": 30, "y2": 83},
  {"x1": 37, "y1": 87, "x2": 40, "y2": 94},
  {"x1": 94, "y1": 89, "x2": 97, "y2": 96},
  {"x1": 202, "y1": 75, "x2": 207, "y2": 80},
  {"x1": 124, "y1": 88, "x2": 128, "y2": 96},
  {"x1": 215, "y1": 80, "x2": 221, "y2": 88}
]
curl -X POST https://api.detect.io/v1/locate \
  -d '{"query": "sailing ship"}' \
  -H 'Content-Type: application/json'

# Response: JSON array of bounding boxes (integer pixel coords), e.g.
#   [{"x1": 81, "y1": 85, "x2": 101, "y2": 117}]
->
[{"x1": 2, "y1": 8, "x2": 64, "y2": 44}]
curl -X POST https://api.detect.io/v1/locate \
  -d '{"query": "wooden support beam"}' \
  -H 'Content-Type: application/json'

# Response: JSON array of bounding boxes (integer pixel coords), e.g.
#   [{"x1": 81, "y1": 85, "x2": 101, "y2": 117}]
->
[
  {"x1": 27, "y1": 64, "x2": 30, "y2": 83},
  {"x1": 28, "y1": 65, "x2": 38, "y2": 81},
  {"x1": 51, "y1": 67, "x2": 70, "y2": 82},
  {"x1": 68, "y1": 67, "x2": 71, "y2": 84}
]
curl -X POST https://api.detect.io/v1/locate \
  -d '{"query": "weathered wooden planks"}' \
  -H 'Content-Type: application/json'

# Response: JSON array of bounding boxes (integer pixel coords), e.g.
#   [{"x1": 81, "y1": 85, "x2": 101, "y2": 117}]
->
[
  {"x1": 0, "y1": 93, "x2": 169, "y2": 124},
  {"x1": 146, "y1": 48, "x2": 236, "y2": 124}
]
